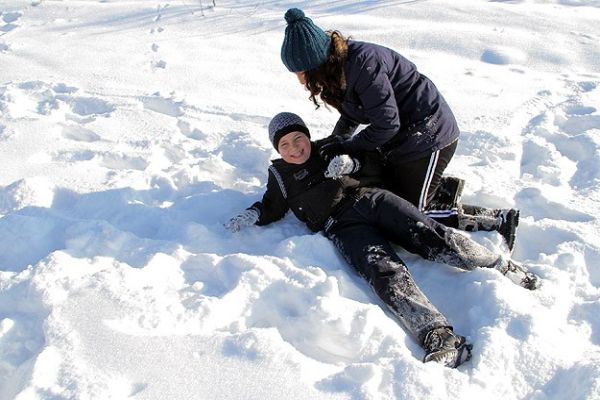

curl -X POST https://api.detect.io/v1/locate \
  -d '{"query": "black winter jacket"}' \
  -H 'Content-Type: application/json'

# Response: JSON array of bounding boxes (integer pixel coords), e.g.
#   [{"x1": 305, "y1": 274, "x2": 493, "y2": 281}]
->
[
  {"x1": 334, "y1": 41, "x2": 460, "y2": 162},
  {"x1": 251, "y1": 143, "x2": 379, "y2": 232}
]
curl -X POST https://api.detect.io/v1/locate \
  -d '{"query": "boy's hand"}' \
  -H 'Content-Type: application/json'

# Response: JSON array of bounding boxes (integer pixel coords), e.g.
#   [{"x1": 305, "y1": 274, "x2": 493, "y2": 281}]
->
[
  {"x1": 224, "y1": 209, "x2": 259, "y2": 232},
  {"x1": 324, "y1": 155, "x2": 361, "y2": 178}
]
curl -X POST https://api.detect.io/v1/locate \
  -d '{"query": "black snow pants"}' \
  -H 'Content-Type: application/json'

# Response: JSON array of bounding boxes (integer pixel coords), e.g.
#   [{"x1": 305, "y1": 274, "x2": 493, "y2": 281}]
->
[
  {"x1": 324, "y1": 188, "x2": 502, "y2": 345},
  {"x1": 384, "y1": 140, "x2": 458, "y2": 214}
]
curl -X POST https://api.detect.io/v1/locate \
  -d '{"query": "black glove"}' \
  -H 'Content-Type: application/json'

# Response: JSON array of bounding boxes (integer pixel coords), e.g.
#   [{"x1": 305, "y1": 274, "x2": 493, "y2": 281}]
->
[
  {"x1": 318, "y1": 136, "x2": 347, "y2": 162},
  {"x1": 314, "y1": 135, "x2": 339, "y2": 148}
]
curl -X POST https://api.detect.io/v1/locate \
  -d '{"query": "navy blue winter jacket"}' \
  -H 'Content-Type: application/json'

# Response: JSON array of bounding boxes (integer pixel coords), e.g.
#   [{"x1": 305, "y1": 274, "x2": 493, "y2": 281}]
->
[{"x1": 335, "y1": 41, "x2": 460, "y2": 162}]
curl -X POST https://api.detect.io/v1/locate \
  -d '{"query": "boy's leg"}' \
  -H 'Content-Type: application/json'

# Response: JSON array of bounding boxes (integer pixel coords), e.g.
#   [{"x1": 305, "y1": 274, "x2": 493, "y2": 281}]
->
[
  {"x1": 352, "y1": 189, "x2": 540, "y2": 289},
  {"x1": 326, "y1": 219, "x2": 449, "y2": 345},
  {"x1": 353, "y1": 189, "x2": 502, "y2": 271}
]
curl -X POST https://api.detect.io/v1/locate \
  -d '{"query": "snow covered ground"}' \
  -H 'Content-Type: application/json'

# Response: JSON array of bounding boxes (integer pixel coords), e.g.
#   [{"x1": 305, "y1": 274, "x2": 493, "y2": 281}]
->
[{"x1": 1, "y1": 0, "x2": 599, "y2": 399}]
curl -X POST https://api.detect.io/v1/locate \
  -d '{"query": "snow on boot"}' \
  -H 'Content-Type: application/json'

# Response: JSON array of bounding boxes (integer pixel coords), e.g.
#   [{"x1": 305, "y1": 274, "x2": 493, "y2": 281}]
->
[
  {"x1": 458, "y1": 206, "x2": 520, "y2": 252},
  {"x1": 497, "y1": 260, "x2": 541, "y2": 290},
  {"x1": 423, "y1": 327, "x2": 472, "y2": 368}
]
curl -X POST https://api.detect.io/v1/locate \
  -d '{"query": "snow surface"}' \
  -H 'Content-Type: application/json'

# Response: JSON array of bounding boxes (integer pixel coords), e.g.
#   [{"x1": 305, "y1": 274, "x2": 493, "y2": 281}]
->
[{"x1": 1, "y1": 0, "x2": 599, "y2": 399}]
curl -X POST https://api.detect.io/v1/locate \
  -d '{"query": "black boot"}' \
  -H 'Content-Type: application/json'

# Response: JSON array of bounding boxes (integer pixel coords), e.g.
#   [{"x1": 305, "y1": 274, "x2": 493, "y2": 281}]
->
[
  {"x1": 458, "y1": 205, "x2": 520, "y2": 251},
  {"x1": 496, "y1": 209, "x2": 519, "y2": 251},
  {"x1": 423, "y1": 327, "x2": 473, "y2": 368},
  {"x1": 428, "y1": 176, "x2": 465, "y2": 209}
]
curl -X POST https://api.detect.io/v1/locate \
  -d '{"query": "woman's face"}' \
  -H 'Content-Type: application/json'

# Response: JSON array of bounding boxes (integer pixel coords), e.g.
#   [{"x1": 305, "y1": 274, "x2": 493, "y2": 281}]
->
[
  {"x1": 294, "y1": 71, "x2": 306, "y2": 85},
  {"x1": 277, "y1": 131, "x2": 311, "y2": 164}
]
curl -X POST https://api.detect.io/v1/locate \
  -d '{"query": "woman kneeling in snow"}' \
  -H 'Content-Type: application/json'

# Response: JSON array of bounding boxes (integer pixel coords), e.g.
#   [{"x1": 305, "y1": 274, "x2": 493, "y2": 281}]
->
[{"x1": 224, "y1": 112, "x2": 540, "y2": 368}]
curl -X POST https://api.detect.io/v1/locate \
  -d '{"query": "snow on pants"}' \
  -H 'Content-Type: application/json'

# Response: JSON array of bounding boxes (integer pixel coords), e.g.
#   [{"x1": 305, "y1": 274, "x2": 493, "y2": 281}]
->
[{"x1": 325, "y1": 188, "x2": 502, "y2": 344}]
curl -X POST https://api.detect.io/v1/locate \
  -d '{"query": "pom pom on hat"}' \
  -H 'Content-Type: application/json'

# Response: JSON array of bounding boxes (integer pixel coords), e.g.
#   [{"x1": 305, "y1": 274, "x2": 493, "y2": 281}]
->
[
  {"x1": 281, "y1": 8, "x2": 331, "y2": 72},
  {"x1": 284, "y1": 8, "x2": 306, "y2": 23}
]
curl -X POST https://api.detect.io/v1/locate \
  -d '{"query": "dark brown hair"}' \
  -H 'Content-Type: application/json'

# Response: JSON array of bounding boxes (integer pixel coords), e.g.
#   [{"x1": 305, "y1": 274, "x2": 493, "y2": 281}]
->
[{"x1": 304, "y1": 31, "x2": 349, "y2": 110}]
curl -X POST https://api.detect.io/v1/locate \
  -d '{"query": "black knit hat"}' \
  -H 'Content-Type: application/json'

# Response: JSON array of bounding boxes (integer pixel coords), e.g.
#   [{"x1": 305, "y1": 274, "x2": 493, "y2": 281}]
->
[
  {"x1": 281, "y1": 8, "x2": 331, "y2": 72},
  {"x1": 268, "y1": 112, "x2": 310, "y2": 150}
]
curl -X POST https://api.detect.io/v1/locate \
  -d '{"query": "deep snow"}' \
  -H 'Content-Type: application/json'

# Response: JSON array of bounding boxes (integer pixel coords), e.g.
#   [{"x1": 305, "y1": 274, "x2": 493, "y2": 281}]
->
[{"x1": 0, "y1": 1, "x2": 599, "y2": 399}]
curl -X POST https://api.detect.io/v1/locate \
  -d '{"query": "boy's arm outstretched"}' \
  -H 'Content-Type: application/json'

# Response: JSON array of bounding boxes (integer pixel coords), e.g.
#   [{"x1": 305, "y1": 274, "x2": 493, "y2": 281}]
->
[{"x1": 224, "y1": 169, "x2": 289, "y2": 232}]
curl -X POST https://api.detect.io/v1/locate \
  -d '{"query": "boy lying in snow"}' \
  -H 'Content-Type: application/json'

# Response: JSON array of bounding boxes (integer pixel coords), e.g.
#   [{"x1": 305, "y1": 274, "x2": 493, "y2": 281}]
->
[{"x1": 224, "y1": 112, "x2": 540, "y2": 368}]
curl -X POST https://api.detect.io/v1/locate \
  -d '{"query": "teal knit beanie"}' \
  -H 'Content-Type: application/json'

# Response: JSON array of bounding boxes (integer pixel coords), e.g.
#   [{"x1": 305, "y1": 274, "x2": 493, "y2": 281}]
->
[{"x1": 281, "y1": 8, "x2": 331, "y2": 72}]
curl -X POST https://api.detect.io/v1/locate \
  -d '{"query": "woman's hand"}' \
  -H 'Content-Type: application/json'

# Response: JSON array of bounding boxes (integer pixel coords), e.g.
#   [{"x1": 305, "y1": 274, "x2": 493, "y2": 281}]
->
[{"x1": 318, "y1": 136, "x2": 347, "y2": 161}]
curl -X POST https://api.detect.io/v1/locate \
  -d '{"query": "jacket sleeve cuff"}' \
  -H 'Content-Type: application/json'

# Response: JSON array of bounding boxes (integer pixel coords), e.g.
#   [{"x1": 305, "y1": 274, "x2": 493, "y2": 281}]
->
[{"x1": 248, "y1": 203, "x2": 262, "y2": 217}]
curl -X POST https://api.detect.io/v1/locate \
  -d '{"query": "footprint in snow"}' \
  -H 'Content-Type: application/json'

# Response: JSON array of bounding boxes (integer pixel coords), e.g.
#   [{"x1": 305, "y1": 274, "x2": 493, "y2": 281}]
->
[
  {"x1": 61, "y1": 124, "x2": 102, "y2": 142},
  {"x1": 517, "y1": 222, "x2": 577, "y2": 258},
  {"x1": 521, "y1": 88, "x2": 600, "y2": 190},
  {"x1": 480, "y1": 47, "x2": 526, "y2": 66},
  {"x1": 569, "y1": 299, "x2": 600, "y2": 343},
  {"x1": 1, "y1": 11, "x2": 22, "y2": 23},
  {"x1": 129, "y1": 383, "x2": 149, "y2": 397},
  {"x1": 454, "y1": 129, "x2": 514, "y2": 162},
  {"x1": 515, "y1": 187, "x2": 593, "y2": 222},
  {"x1": 177, "y1": 120, "x2": 205, "y2": 141},
  {"x1": 520, "y1": 136, "x2": 575, "y2": 186},
  {"x1": 60, "y1": 95, "x2": 115, "y2": 117},
  {"x1": 1, "y1": 81, "x2": 115, "y2": 121},
  {"x1": 148, "y1": 6, "x2": 169, "y2": 68},
  {"x1": 152, "y1": 60, "x2": 167, "y2": 69},
  {"x1": 140, "y1": 94, "x2": 184, "y2": 117},
  {"x1": 52, "y1": 149, "x2": 96, "y2": 163},
  {"x1": 0, "y1": 11, "x2": 22, "y2": 34},
  {"x1": 578, "y1": 81, "x2": 597, "y2": 92},
  {"x1": 100, "y1": 153, "x2": 149, "y2": 171}
]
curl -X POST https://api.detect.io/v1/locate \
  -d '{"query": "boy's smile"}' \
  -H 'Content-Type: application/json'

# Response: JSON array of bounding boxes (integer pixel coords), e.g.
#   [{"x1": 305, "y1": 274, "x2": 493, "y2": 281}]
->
[{"x1": 277, "y1": 131, "x2": 311, "y2": 164}]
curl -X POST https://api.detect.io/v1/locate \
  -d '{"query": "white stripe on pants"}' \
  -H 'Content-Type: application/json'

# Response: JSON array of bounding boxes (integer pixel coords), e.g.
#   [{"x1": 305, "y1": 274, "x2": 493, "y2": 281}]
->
[{"x1": 418, "y1": 150, "x2": 440, "y2": 211}]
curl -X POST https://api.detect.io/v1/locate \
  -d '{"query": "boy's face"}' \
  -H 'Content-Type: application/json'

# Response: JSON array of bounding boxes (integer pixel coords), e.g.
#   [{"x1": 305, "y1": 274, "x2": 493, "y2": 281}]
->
[{"x1": 277, "y1": 131, "x2": 311, "y2": 164}]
